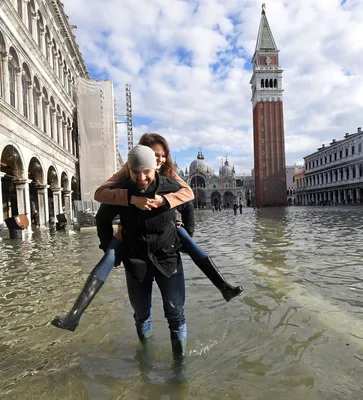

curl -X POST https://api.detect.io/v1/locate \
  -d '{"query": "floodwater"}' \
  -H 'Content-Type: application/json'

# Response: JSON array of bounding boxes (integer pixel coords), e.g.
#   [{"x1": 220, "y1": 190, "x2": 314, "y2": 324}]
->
[{"x1": 0, "y1": 207, "x2": 363, "y2": 400}]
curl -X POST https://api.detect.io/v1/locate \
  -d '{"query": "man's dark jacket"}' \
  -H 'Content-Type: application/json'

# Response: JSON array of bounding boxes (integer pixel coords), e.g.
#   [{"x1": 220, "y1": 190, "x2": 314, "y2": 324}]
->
[{"x1": 96, "y1": 173, "x2": 195, "y2": 280}]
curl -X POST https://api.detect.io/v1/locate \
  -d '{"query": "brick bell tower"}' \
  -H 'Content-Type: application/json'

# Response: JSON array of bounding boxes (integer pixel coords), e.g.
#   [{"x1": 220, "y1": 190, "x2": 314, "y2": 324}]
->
[{"x1": 250, "y1": 4, "x2": 287, "y2": 207}]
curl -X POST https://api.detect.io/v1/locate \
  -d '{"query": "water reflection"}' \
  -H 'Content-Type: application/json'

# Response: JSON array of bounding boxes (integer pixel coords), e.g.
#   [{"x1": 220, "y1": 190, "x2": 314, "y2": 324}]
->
[{"x1": 0, "y1": 207, "x2": 363, "y2": 399}]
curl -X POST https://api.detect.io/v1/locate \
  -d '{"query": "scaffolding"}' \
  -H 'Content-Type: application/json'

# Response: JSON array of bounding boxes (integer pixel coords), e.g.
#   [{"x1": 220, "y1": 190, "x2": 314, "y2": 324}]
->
[{"x1": 125, "y1": 84, "x2": 134, "y2": 151}]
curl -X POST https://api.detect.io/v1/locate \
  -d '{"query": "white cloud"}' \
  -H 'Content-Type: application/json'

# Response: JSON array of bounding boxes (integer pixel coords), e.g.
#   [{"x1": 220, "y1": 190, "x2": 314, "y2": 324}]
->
[{"x1": 62, "y1": 0, "x2": 363, "y2": 174}]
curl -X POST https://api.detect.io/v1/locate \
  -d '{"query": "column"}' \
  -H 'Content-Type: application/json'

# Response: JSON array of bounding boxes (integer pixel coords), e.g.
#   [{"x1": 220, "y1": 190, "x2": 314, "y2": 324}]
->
[
  {"x1": 37, "y1": 93, "x2": 44, "y2": 131},
  {"x1": 63, "y1": 189, "x2": 73, "y2": 222},
  {"x1": 51, "y1": 107, "x2": 57, "y2": 141},
  {"x1": 1, "y1": 52, "x2": 10, "y2": 103},
  {"x1": 35, "y1": 184, "x2": 49, "y2": 226},
  {"x1": 14, "y1": 179, "x2": 32, "y2": 231},
  {"x1": 64, "y1": 70, "x2": 69, "y2": 93},
  {"x1": 32, "y1": 14, "x2": 38, "y2": 44},
  {"x1": 53, "y1": 50, "x2": 58, "y2": 76},
  {"x1": 52, "y1": 187, "x2": 63, "y2": 220},
  {"x1": 68, "y1": 76, "x2": 73, "y2": 98},
  {"x1": 68, "y1": 126, "x2": 73, "y2": 154},
  {"x1": 356, "y1": 188, "x2": 360, "y2": 204},
  {"x1": 0, "y1": 172, "x2": 6, "y2": 233},
  {"x1": 15, "y1": 68, "x2": 23, "y2": 115},
  {"x1": 63, "y1": 120, "x2": 68, "y2": 150},
  {"x1": 22, "y1": 0, "x2": 28, "y2": 27},
  {"x1": 27, "y1": 80, "x2": 34, "y2": 124},
  {"x1": 59, "y1": 58, "x2": 64, "y2": 84},
  {"x1": 57, "y1": 114, "x2": 63, "y2": 146},
  {"x1": 39, "y1": 29, "x2": 46, "y2": 56},
  {"x1": 32, "y1": 12, "x2": 38, "y2": 43},
  {"x1": 45, "y1": 100, "x2": 51, "y2": 136},
  {"x1": 48, "y1": 41, "x2": 53, "y2": 67}
]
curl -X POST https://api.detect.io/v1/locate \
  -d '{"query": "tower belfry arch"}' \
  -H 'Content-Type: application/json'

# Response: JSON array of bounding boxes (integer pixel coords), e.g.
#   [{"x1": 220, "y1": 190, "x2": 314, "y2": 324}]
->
[{"x1": 250, "y1": 4, "x2": 287, "y2": 206}]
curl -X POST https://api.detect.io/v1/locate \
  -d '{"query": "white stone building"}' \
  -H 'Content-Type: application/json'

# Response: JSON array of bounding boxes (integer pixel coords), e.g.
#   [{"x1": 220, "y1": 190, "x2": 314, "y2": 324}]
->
[
  {"x1": 286, "y1": 165, "x2": 303, "y2": 205},
  {"x1": 295, "y1": 128, "x2": 363, "y2": 205},
  {"x1": 0, "y1": 0, "x2": 119, "y2": 231}
]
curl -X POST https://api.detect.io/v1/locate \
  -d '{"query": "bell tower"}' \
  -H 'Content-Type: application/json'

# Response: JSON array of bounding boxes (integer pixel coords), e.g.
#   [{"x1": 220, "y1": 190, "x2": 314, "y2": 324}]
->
[{"x1": 250, "y1": 4, "x2": 287, "y2": 206}]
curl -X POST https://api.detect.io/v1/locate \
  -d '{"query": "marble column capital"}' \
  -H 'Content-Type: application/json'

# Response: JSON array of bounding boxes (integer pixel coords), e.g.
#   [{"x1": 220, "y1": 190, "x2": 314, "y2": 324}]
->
[
  {"x1": 0, "y1": 51, "x2": 9, "y2": 60},
  {"x1": 51, "y1": 186, "x2": 63, "y2": 193},
  {"x1": 13, "y1": 179, "x2": 32, "y2": 186},
  {"x1": 35, "y1": 184, "x2": 50, "y2": 190},
  {"x1": 63, "y1": 189, "x2": 73, "y2": 196}
]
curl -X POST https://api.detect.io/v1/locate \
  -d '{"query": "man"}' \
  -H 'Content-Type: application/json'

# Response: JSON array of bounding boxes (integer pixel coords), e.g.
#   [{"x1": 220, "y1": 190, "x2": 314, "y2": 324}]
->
[
  {"x1": 32, "y1": 209, "x2": 40, "y2": 227},
  {"x1": 96, "y1": 145, "x2": 194, "y2": 357}
]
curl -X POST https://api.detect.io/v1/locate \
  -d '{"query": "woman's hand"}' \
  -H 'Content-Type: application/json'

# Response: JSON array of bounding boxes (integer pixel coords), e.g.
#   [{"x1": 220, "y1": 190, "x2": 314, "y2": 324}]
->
[
  {"x1": 150, "y1": 195, "x2": 167, "y2": 208},
  {"x1": 130, "y1": 196, "x2": 158, "y2": 210}
]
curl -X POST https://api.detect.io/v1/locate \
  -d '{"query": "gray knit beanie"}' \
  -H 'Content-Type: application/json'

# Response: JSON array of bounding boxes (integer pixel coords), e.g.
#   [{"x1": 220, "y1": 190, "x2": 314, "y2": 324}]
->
[{"x1": 128, "y1": 145, "x2": 156, "y2": 170}]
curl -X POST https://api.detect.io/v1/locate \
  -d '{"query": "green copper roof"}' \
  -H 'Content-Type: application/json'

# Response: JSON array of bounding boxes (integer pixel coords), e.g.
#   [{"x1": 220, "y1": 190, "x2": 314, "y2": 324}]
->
[{"x1": 255, "y1": 11, "x2": 277, "y2": 51}]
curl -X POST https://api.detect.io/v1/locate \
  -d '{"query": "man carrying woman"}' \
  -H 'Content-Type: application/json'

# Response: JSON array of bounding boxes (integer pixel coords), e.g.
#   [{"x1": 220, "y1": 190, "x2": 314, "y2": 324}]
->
[{"x1": 51, "y1": 134, "x2": 243, "y2": 354}]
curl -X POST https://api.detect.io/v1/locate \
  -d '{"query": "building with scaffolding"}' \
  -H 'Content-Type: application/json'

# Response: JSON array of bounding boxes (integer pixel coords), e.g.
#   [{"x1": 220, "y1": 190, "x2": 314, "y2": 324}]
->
[{"x1": 0, "y1": 0, "x2": 119, "y2": 230}]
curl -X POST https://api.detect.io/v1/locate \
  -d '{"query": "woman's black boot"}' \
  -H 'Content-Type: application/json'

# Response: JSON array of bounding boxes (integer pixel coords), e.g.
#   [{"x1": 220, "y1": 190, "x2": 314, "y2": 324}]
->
[
  {"x1": 198, "y1": 257, "x2": 243, "y2": 302},
  {"x1": 51, "y1": 274, "x2": 104, "y2": 332}
]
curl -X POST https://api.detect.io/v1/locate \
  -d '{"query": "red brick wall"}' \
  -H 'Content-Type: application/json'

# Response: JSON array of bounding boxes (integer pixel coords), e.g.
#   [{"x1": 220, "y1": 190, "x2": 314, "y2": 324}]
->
[{"x1": 253, "y1": 101, "x2": 287, "y2": 206}]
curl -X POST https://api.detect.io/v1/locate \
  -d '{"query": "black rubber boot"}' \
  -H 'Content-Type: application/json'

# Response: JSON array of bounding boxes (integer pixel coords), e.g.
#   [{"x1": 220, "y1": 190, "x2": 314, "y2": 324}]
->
[
  {"x1": 198, "y1": 257, "x2": 243, "y2": 302},
  {"x1": 51, "y1": 274, "x2": 104, "y2": 332},
  {"x1": 171, "y1": 338, "x2": 187, "y2": 358}
]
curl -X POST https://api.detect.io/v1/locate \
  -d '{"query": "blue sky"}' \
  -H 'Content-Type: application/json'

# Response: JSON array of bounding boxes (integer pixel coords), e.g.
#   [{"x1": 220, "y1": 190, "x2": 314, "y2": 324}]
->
[{"x1": 62, "y1": 0, "x2": 363, "y2": 175}]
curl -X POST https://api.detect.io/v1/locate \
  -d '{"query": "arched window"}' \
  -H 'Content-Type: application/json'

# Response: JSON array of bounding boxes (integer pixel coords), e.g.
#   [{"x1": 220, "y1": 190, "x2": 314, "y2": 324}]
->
[
  {"x1": 261, "y1": 79, "x2": 264, "y2": 88},
  {"x1": 269, "y1": 79, "x2": 273, "y2": 88},
  {"x1": 265, "y1": 79, "x2": 268, "y2": 88},
  {"x1": 274, "y1": 79, "x2": 277, "y2": 88}
]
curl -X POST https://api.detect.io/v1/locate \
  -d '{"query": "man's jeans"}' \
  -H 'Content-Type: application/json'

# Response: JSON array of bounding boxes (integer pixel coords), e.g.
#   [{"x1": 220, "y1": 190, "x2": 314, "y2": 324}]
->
[{"x1": 125, "y1": 255, "x2": 187, "y2": 341}]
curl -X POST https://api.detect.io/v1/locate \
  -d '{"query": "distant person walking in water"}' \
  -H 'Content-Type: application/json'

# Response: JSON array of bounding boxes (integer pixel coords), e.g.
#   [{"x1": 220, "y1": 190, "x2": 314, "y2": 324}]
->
[
  {"x1": 233, "y1": 204, "x2": 238, "y2": 215},
  {"x1": 32, "y1": 210, "x2": 40, "y2": 227},
  {"x1": 239, "y1": 203, "x2": 243, "y2": 214}
]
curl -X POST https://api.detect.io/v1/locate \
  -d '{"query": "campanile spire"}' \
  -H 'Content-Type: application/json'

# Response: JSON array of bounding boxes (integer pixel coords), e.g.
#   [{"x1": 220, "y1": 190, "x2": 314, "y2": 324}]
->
[{"x1": 250, "y1": 5, "x2": 287, "y2": 206}]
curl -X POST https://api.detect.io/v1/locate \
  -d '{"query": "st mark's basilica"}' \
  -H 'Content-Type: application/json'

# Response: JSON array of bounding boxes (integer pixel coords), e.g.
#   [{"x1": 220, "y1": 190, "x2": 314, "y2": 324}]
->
[{"x1": 175, "y1": 149, "x2": 254, "y2": 209}]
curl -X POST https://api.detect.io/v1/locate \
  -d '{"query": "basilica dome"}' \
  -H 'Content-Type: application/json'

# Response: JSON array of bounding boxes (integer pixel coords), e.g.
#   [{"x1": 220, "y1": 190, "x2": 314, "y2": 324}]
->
[
  {"x1": 174, "y1": 161, "x2": 185, "y2": 178},
  {"x1": 189, "y1": 151, "x2": 212, "y2": 176},
  {"x1": 220, "y1": 159, "x2": 234, "y2": 177}
]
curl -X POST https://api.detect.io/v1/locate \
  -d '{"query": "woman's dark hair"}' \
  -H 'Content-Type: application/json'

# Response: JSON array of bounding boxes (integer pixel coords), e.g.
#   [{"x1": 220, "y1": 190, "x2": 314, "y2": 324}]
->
[{"x1": 138, "y1": 133, "x2": 175, "y2": 177}]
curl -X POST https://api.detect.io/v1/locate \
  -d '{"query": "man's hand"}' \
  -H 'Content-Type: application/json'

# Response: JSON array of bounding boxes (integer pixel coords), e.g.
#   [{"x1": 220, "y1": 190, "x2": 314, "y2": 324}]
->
[{"x1": 130, "y1": 196, "x2": 158, "y2": 210}]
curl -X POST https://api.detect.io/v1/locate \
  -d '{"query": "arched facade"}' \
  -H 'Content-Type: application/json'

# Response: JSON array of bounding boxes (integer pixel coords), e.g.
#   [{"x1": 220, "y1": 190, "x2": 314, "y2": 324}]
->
[{"x1": 0, "y1": 0, "x2": 88, "y2": 230}]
